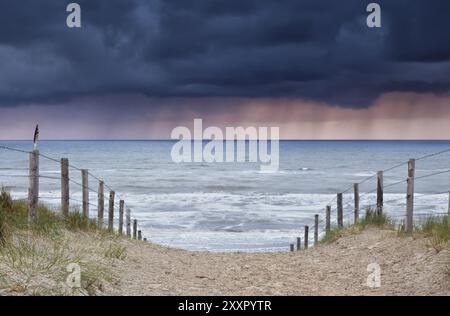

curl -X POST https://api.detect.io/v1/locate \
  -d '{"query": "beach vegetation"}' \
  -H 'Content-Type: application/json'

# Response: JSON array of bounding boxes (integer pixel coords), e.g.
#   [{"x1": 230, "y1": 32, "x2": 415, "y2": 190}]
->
[
  {"x1": 0, "y1": 188, "x2": 128, "y2": 295},
  {"x1": 321, "y1": 208, "x2": 393, "y2": 244},
  {"x1": 398, "y1": 216, "x2": 449, "y2": 253}
]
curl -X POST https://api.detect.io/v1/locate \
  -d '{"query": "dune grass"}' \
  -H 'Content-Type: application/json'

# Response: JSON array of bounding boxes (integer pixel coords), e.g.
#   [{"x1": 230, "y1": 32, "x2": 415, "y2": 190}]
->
[
  {"x1": 0, "y1": 188, "x2": 100, "y2": 237},
  {"x1": 320, "y1": 205, "x2": 449, "y2": 258},
  {"x1": 0, "y1": 188, "x2": 129, "y2": 295},
  {"x1": 397, "y1": 216, "x2": 449, "y2": 253},
  {"x1": 104, "y1": 244, "x2": 127, "y2": 260},
  {"x1": 321, "y1": 208, "x2": 394, "y2": 244}
]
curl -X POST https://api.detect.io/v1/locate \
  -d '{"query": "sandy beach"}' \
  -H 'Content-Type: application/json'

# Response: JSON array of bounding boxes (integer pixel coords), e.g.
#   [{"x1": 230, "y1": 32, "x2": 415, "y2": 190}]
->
[
  {"x1": 103, "y1": 228, "x2": 450, "y2": 296},
  {"x1": 1, "y1": 223, "x2": 449, "y2": 296}
]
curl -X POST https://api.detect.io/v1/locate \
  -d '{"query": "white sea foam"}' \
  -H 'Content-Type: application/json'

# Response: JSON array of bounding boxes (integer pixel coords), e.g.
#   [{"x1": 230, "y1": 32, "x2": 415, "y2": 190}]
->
[{"x1": 2, "y1": 140, "x2": 449, "y2": 252}]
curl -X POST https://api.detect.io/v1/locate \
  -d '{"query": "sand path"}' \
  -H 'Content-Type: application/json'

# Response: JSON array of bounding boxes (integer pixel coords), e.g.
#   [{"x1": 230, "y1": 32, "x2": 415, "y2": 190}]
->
[{"x1": 107, "y1": 229, "x2": 450, "y2": 295}]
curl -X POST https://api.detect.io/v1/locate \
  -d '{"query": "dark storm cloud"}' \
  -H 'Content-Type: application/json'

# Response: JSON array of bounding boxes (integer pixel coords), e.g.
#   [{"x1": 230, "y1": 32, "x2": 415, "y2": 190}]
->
[{"x1": 1, "y1": 0, "x2": 450, "y2": 107}]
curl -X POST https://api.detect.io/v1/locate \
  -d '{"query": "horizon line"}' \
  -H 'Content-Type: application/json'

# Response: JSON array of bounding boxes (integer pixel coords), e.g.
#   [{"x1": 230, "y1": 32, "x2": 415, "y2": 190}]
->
[{"x1": 1, "y1": 139, "x2": 450, "y2": 142}]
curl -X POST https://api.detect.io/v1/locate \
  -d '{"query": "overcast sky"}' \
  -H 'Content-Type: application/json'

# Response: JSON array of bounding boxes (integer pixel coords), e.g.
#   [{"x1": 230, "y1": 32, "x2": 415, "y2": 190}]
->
[{"x1": 0, "y1": 0, "x2": 449, "y2": 139}]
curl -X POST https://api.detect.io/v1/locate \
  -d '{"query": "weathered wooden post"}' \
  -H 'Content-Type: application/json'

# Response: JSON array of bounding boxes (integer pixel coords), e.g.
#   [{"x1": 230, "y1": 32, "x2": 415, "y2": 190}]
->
[
  {"x1": 126, "y1": 208, "x2": 131, "y2": 237},
  {"x1": 325, "y1": 205, "x2": 331, "y2": 232},
  {"x1": 119, "y1": 200, "x2": 124, "y2": 235},
  {"x1": 406, "y1": 159, "x2": 415, "y2": 233},
  {"x1": 290, "y1": 244, "x2": 294, "y2": 252},
  {"x1": 61, "y1": 158, "x2": 69, "y2": 217},
  {"x1": 337, "y1": 193, "x2": 343, "y2": 229},
  {"x1": 447, "y1": 187, "x2": 450, "y2": 229},
  {"x1": 304, "y1": 225, "x2": 309, "y2": 249},
  {"x1": 314, "y1": 214, "x2": 319, "y2": 246},
  {"x1": 28, "y1": 150, "x2": 39, "y2": 224},
  {"x1": 81, "y1": 169, "x2": 89, "y2": 218},
  {"x1": 97, "y1": 181, "x2": 104, "y2": 228},
  {"x1": 296, "y1": 237, "x2": 301, "y2": 251},
  {"x1": 377, "y1": 171, "x2": 383, "y2": 215},
  {"x1": 133, "y1": 219, "x2": 137, "y2": 240},
  {"x1": 354, "y1": 183, "x2": 360, "y2": 224},
  {"x1": 108, "y1": 191, "x2": 115, "y2": 232},
  {"x1": 138, "y1": 230, "x2": 142, "y2": 241}
]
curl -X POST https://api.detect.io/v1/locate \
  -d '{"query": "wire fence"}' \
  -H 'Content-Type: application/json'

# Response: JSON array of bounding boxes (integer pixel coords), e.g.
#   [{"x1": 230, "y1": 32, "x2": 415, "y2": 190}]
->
[
  {"x1": 1, "y1": 144, "x2": 449, "y2": 252},
  {"x1": 0, "y1": 145, "x2": 145, "y2": 240},
  {"x1": 289, "y1": 147, "x2": 450, "y2": 252}
]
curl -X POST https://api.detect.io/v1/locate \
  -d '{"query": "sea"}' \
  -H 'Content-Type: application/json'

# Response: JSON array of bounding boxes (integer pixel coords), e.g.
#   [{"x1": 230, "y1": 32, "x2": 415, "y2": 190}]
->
[{"x1": 0, "y1": 140, "x2": 449, "y2": 252}]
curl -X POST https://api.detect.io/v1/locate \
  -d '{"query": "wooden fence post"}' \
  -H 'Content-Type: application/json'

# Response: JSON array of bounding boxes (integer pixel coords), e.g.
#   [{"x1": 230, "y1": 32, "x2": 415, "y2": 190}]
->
[
  {"x1": 337, "y1": 193, "x2": 343, "y2": 229},
  {"x1": 406, "y1": 159, "x2": 415, "y2": 233},
  {"x1": 97, "y1": 181, "x2": 104, "y2": 228},
  {"x1": 447, "y1": 187, "x2": 450, "y2": 229},
  {"x1": 126, "y1": 208, "x2": 131, "y2": 237},
  {"x1": 61, "y1": 158, "x2": 69, "y2": 217},
  {"x1": 314, "y1": 214, "x2": 319, "y2": 246},
  {"x1": 133, "y1": 219, "x2": 137, "y2": 240},
  {"x1": 119, "y1": 200, "x2": 124, "y2": 235},
  {"x1": 81, "y1": 169, "x2": 89, "y2": 218},
  {"x1": 138, "y1": 230, "x2": 142, "y2": 241},
  {"x1": 108, "y1": 191, "x2": 115, "y2": 232},
  {"x1": 326, "y1": 205, "x2": 331, "y2": 232},
  {"x1": 304, "y1": 226, "x2": 309, "y2": 249},
  {"x1": 377, "y1": 171, "x2": 383, "y2": 215},
  {"x1": 296, "y1": 237, "x2": 301, "y2": 251},
  {"x1": 354, "y1": 183, "x2": 360, "y2": 224},
  {"x1": 28, "y1": 150, "x2": 39, "y2": 224},
  {"x1": 290, "y1": 244, "x2": 294, "y2": 252}
]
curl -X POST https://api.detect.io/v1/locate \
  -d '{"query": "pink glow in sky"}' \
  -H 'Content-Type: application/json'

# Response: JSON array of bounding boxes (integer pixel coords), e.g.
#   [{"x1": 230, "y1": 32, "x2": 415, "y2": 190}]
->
[{"x1": 0, "y1": 92, "x2": 449, "y2": 140}]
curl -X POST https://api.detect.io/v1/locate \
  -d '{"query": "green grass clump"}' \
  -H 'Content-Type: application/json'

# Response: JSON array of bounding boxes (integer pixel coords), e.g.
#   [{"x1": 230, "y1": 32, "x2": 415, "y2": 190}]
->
[
  {"x1": 104, "y1": 244, "x2": 127, "y2": 260},
  {"x1": 0, "y1": 188, "x2": 100, "y2": 238},
  {"x1": 321, "y1": 227, "x2": 345, "y2": 244},
  {"x1": 358, "y1": 208, "x2": 394, "y2": 229},
  {"x1": 0, "y1": 188, "x2": 125, "y2": 295},
  {"x1": 0, "y1": 189, "x2": 13, "y2": 245},
  {"x1": 64, "y1": 211, "x2": 98, "y2": 232},
  {"x1": 321, "y1": 208, "x2": 394, "y2": 244},
  {"x1": 0, "y1": 189, "x2": 62, "y2": 237},
  {"x1": 413, "y1": 216, "x2": 449, "y2": 253}
]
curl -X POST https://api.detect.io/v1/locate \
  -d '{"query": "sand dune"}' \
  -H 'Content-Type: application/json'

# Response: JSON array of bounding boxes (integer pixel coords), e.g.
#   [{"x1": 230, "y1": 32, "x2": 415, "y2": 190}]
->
[{"x1": 107, "y1": 228, "x2": 449, "y2": 296}]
